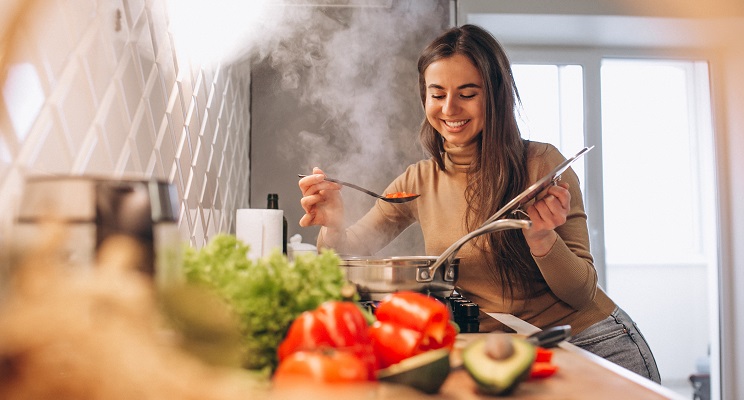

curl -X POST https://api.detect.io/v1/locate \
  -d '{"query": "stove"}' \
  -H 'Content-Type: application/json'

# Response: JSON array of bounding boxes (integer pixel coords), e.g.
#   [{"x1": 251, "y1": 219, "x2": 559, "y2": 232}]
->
[
  {"x1": 447, "y1": 293, "x2": 480, "y2": 333},
  {"x1": 358, "y1": 291, "x2": 480, "y2": 333}
]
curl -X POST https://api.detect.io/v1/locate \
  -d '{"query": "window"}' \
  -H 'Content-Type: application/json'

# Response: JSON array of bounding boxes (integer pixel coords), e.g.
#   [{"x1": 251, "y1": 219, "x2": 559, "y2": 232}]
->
[
  {"x1": 512, "y1": 64, "x2": 586, "y2": 193},
  {"x1": 601, "y1": 59, "x2": 715, "y2": 265},
  {"x1": 512, "y1": 57, "x2": 718, "y2": 398}
]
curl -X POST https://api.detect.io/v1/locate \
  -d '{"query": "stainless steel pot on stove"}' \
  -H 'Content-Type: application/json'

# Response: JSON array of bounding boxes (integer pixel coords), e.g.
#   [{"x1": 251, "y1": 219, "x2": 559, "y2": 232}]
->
[{"x1": 340, "y1": 218, "x2": 531, "y2": 300}]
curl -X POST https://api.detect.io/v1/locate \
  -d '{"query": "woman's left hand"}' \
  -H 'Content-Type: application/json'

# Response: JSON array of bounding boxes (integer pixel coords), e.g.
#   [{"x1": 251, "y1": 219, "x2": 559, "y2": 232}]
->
[{"x1": 523, "y1": 182, "x2": 570, "y2": 257}]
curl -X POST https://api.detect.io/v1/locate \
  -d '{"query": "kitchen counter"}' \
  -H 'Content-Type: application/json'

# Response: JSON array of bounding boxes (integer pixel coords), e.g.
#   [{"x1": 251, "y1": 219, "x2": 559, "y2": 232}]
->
[
  {"x1": 273, "y1": 313, "x2": 685, "y2": 400},
  {"x1": 437, "y1": 313, "x2": 684, "y2": 400}
]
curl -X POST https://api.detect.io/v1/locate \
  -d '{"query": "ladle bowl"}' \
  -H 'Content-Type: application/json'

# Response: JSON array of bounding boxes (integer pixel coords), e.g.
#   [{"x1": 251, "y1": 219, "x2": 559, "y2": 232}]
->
[{"x1": 298, "y1": 174, "x2": 419, "y2": 203}]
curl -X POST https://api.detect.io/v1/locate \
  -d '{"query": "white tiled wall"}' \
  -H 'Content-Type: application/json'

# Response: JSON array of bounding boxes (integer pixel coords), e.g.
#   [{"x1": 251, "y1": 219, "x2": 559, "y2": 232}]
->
[{"x1": 0, "y1": 0, "x2": 252, "y2": 248}]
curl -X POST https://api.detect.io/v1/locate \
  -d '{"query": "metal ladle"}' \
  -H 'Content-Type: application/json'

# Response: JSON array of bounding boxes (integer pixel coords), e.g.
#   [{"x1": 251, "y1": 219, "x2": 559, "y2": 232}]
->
[{"x1": 298, "y1": 174, "x2": 420, "y2": 203}]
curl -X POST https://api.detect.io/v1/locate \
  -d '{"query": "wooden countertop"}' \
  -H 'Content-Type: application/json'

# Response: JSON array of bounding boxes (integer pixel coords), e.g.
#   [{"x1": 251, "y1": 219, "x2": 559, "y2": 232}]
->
[
  {"x1": 273, "y1": 313, "x2": 685, "y2": 400},
  {"x1": 436, "y1": 313, "x2": 684, "y2": 400}
]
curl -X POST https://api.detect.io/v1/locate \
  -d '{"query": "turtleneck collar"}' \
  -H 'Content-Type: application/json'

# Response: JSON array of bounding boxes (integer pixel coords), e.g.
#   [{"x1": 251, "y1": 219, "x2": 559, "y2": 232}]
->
[{"x1": 443, "y1": 140, "x2": 478, "y2": 172}]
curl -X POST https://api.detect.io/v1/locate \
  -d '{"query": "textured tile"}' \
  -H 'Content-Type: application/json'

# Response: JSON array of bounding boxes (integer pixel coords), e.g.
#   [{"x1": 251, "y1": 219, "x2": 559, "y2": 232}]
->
[
  {"x1": 145, "y1": 2, "x2": 167, "y2": 58},
  {"x1": 31, "y1": 1, "x2": 76, "y2": 84},
  {"x1": 1, "y1": 0, "x2": 251, "y2": 247},
  {"x1": 116, "y1": 140, "x2": 136, "y2": 175},
  {"x1": 101, "y1": 88, "x2": 130, "y2": 156},
  {"x1": 183, "y1": 100, "x2": 199, "y2": 162},
  {"x1": 118, "y1": 46, "x2": 144, "y2": 121},
  {"x1": 57, "y1": 59, "x2": 97, "y2": 152},
  {"x1": 80, "y1": 23, "x2": 119, "y2": 106},
  {"x1": 174, "y1": 126, "x2": 191, "y2": 187},
  {"x1": 123, "y1": 0, "x2": 146, "y2": 29},
  {"x1": 106, "y1": 2, "x2": 130, "y2": 62},
  {"x1": 82, "y1": 126, "x2": 115, "y2": 174},
  {"x1": 155, "y1": 115, "x2": 175, "y2": 170},
  {"x1": 145, "y1": 66, "x2": 167, "y2": 127},
  {"x1": 30, "y1": 117, "x2": 73, "y2": 174},
  {"x1": 130, "y1": 15, "x2": 156, "y2": 87},
  {"x1": 132, "y1": 105, "x2": 156, "y2": 172}
]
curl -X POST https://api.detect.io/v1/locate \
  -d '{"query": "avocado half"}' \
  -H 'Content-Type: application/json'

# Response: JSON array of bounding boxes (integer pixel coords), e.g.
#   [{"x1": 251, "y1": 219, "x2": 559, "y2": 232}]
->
[
  {"x1": 377, "y1": 349, "x2": 451, "y2": 394},
  {"x1": 462, "y1": 335, "x2": 536, "y2": 395}
]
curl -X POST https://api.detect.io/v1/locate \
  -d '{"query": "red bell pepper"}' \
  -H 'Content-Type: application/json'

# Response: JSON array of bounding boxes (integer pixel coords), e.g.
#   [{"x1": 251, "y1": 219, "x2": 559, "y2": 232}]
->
[
  {"x1": 529, "y1": 362, "x2": 559, "y2": 379},
  {"x1": 273, "y1": 348, "x2": 370, "y2": 384},
  {"x1": 419, "y1": 320, "x2": 457, "y2": 352},
  {"x1": 529, "y1": 347, "x2": 558, "y2": 379},
  {"x1": 368, "y1": 320, "x2": 423, "y2": 368},
  {"x1": 370, "y1": 291, "x2": 455, "y2": 369},
  {"x1": 277, "y1": 301, "x2": 376, "y2": 380},
  {"x1": 535, "y1": 347, "x2": 553, "y2": 363},
  {"x1": 277, "y1": 310, "x2": 335, "y2": 358}
]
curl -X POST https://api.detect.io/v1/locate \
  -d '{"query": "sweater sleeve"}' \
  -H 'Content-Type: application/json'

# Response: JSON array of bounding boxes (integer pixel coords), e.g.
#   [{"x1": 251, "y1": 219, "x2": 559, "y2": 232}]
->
[
  {"x1": 529, "y1": 145, "x2": 598, "y2": 310},
  {"x1": 317, "y1": 170, "x2": 418, "y2": 255}
]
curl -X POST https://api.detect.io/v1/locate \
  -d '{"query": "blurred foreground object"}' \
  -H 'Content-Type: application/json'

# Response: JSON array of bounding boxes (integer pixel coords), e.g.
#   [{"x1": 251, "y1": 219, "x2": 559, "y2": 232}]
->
[
  {"x1": 15, "y1": 176, "x2": 182, "y2": 284},
  {"x1": 0, "y1": 228, "x2": 267, "y2": 400}
]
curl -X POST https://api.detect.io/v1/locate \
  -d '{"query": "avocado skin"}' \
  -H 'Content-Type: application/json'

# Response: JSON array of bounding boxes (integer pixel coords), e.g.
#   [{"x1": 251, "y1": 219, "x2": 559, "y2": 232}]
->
[
  {"x1": 377, "y1": 349, "x2": 451, "y2": 394},
  {"x1": 462, "y1": 335, "x2": 536, "y2": 396}
]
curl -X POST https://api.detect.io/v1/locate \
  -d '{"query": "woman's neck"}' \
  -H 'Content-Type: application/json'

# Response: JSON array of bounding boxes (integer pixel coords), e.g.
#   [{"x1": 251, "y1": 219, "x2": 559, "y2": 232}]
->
[{"x1": 443, "y1": 140, "x2": 478, "y2": 171}]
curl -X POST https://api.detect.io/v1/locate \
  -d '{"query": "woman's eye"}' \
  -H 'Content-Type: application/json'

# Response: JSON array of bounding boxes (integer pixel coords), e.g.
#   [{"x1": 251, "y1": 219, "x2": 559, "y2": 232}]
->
[
  {"x1": 431, "y1": 94, "x2": 445, "y2": 99},
  {"x1": 461, "y1": 93, "x2": 477, "y2": 99}
]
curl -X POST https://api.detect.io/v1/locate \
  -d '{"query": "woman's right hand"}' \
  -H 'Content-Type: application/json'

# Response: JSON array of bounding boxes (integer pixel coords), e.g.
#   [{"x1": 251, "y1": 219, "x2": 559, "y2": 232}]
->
[{"x1": 298, "y1": 167, "x2": 345, "y2": 230}]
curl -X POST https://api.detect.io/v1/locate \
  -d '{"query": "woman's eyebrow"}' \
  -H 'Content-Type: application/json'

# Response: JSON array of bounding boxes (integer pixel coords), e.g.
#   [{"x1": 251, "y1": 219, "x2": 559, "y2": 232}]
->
[
  {"x1": 427, "y1": 83, "x2": 482, "y2": 90},
  {"x1": 458, "y1": 83, "x2": 482, "y2": 90}
]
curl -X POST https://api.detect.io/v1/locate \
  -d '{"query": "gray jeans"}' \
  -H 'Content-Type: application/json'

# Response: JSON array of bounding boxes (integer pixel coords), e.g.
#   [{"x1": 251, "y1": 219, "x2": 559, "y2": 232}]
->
[{"x1": 569, "y1": 307, "x2": 661, "y2": 383}]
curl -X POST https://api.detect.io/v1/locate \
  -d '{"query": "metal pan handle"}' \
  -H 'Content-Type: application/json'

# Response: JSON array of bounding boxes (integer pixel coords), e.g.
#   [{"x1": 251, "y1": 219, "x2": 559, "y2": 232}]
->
[{"x1": 416, "y1": 219, "x2": 532, "y2": 282}]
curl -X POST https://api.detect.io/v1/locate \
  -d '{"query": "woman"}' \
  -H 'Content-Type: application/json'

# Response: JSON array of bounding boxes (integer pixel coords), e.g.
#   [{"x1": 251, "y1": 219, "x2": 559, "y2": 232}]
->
[{"x1": 298, "y1": 24, "x2": 660, "y2": 383}]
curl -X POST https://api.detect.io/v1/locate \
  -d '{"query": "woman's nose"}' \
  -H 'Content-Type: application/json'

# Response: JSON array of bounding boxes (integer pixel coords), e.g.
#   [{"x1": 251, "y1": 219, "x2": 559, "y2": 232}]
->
[{"x1": 442, "y1": 96, "x2": 460, "y2": 115}]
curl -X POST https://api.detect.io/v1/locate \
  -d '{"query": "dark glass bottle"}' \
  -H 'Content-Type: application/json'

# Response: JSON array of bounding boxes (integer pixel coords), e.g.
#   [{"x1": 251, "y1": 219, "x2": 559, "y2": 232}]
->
[{"x1": 267, "y1": 193, "x2": 288, "y2": 254}]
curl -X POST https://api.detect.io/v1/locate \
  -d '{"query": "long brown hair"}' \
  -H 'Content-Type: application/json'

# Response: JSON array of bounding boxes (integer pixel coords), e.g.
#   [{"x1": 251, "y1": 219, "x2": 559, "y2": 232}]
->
[{"x1": 417, "y1": 24, "x2": 542, "y2": 297}]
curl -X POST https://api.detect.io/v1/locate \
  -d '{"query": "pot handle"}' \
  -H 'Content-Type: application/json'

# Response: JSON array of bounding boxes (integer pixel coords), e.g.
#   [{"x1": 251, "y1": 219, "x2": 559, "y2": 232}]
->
[{"x1": 416, "y1": 219, "x2": 532, "y2": 282}]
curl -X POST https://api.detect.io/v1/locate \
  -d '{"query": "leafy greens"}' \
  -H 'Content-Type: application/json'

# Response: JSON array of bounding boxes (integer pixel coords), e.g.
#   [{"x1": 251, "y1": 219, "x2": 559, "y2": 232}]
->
[{"x1": 182, "y1": 234, "x2": 349, "y2": 372}]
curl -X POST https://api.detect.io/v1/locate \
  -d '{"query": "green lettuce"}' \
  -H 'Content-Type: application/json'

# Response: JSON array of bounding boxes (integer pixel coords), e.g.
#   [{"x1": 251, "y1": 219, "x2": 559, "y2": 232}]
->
[{"x1": 181, "y1": 234, "x2": 348, "y2": 372}]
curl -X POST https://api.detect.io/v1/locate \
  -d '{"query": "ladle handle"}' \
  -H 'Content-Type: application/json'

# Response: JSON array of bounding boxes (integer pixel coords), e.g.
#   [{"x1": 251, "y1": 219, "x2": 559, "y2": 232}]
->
[{"x1": 416, "y1": 219, "x2": 532, "y2": 282}]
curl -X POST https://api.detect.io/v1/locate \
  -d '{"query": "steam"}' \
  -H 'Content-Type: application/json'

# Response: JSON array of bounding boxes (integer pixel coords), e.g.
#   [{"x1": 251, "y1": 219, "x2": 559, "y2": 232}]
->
[
  {"x1": 168, "y1": 0, "x2": 446, "y2": 247},
  {"x1": 261, "y1": 2, "x2": 446, "y2": 178},
  {"x1": 169, "y1": 1, "x2": 443, "y2": 155}
]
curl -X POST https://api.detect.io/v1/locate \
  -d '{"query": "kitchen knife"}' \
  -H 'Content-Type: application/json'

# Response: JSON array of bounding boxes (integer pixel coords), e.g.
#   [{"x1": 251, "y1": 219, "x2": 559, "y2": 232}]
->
[{"x1": 526, "y1": 325, "x2": 572, "y2": 348}]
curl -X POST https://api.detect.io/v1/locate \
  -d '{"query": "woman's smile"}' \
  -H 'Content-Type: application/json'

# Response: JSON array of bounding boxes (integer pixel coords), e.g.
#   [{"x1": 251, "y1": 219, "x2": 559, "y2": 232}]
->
[{"x1": 442, "y1": 119, "x2": 470, "y2": 131}]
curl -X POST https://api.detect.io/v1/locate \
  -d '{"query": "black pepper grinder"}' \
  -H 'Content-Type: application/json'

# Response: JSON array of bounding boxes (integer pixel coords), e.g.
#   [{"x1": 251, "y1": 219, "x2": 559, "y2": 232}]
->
[{"x1": 267, "y1": 193, "x2": 288, "y2": 254}]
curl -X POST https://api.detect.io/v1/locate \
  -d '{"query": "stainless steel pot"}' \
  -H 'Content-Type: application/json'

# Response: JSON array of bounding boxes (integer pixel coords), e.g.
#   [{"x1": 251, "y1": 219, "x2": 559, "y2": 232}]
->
[
  {"x1": 341, "y1": 255, "x2": 459, "y2": 301},
  {"x1": 14, "y1": 176, "x2": 180, "y2": 282},
  {"x1": 340, "y1": 219, "x2": 531, "y2": 300}
]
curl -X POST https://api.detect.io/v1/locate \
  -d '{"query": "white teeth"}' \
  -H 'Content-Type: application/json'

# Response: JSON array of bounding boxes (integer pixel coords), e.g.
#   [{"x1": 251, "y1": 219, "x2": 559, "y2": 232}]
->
[{"x1": 445, "y1": 120, "x2": 468, "y2": 128}]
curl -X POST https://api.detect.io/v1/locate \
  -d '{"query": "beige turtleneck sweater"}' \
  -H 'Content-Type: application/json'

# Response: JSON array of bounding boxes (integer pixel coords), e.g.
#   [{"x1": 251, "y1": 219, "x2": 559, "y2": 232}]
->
[{"x1": 318, "y1": 141, "x2": 616, "y2": 334}]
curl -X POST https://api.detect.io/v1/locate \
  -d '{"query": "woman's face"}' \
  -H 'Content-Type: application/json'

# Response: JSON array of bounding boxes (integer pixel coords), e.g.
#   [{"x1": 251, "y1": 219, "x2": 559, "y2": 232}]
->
[{"x1": 423, "y1": 53, "x2": 485, "y2": 147}]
